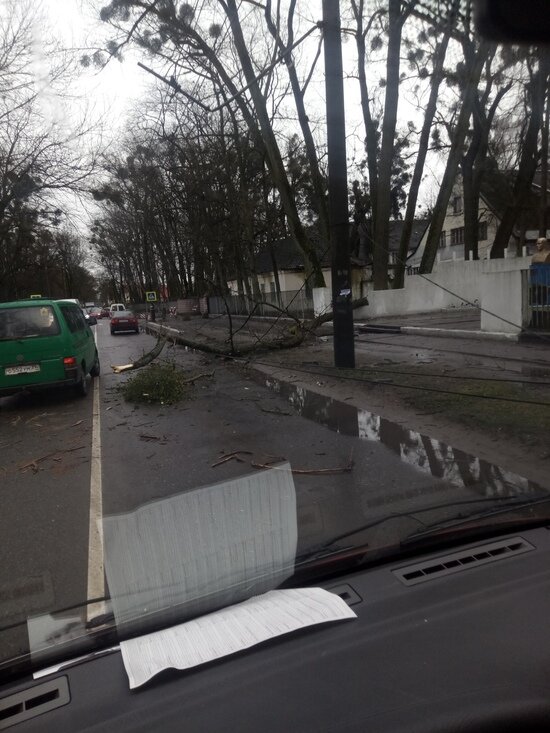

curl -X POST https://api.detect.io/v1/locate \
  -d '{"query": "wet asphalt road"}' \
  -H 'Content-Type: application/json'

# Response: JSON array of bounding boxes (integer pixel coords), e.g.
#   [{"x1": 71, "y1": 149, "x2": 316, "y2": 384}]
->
[{"x1": 1, "y1": 317, "x2": 540, "y2": 669}]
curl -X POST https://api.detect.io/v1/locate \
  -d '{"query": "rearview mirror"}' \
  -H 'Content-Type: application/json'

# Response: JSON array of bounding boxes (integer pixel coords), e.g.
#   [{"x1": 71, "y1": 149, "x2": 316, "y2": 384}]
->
[
  {"x1": 475, "y1": 0, "x2": 550, "y2": 43},
  {"x1": 88, "y1": 316, "x2": 97, "y2": 326}
]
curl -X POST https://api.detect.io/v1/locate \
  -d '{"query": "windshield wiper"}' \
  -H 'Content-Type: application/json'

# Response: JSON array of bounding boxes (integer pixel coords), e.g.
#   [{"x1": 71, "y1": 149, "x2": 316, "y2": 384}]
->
[
  {"x1": 303, "y1": 492, "x2": 550, "y2": 560},
  {"x1": 401, "y1": 494, "x2": 550, "y2": 550}
]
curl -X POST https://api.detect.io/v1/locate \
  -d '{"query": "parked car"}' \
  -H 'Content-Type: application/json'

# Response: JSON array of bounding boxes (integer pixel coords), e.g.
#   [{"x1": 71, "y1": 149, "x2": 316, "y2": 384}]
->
[
  {"x1": 110, "y1": 310, "x2": 139, "y2": 334},
  {"x1": 100, "y1": 307, "x2": 110, "y2": 318},
  {"x1": 0, "y1": 299, "x2": 100, "y2": 397}
]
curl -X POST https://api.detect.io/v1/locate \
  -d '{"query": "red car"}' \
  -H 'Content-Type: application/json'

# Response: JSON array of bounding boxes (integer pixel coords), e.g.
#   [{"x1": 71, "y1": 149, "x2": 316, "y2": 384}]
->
[
  {"x1": 110, "y1": 310, "x2": 139, "y2": 335},
  {"x1": 99, "y1": 307, "x2": 110, "y2": 318}
]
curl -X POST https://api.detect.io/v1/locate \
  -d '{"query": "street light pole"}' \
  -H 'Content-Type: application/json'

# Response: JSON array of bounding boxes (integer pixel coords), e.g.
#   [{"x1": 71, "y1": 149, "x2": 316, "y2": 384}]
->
[{"x1": 323, "y1": 0, "x2": 355, "y2": 369}]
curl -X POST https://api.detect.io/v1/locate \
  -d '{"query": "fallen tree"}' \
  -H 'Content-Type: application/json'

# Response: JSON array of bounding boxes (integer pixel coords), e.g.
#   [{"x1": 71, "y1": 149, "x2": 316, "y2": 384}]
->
[
  {"x1": 109, "y1": 294, "x2": 369, "y2": 373},
  {"x1": 145, "y1": 296, "x2": 370, "y2": 359}
]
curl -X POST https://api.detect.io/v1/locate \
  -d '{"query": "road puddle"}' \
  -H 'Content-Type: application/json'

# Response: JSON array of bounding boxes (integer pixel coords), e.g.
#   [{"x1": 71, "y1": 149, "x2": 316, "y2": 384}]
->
[{"x1": 264, "y1": 377, "x2": 544, "y2": 500}]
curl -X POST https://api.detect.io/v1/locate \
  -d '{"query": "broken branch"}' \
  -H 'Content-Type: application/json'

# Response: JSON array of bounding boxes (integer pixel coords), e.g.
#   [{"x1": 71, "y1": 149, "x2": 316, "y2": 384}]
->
[
  {"x1": 211, "y1": 450, "x2": 253, "y2": 468},
  {"x1": 181, "y1": 370, "x2": 215, "y2": 385},
  {"x1": 111, "y1": 337, "x2": 167, "y2": 374},
  {"x1": 251, "y1": 449, "x2": 354, "y2": 475}
]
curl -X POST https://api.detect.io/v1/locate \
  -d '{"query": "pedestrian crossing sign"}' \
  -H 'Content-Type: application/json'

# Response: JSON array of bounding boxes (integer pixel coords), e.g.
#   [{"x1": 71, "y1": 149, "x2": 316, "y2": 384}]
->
[{"x1": 145, "y1": 291, "x2": 158, "y2": 302}]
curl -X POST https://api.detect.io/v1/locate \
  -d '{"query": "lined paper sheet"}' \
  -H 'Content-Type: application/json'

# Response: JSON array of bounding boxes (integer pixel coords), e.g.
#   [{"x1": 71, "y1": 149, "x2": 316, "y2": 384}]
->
[
  {"x1": 120, "y1": 588, "x2": 356, "y2": 688},
  {"x1": 103, "y1": 464, "x2": 297, "y2": 634}
]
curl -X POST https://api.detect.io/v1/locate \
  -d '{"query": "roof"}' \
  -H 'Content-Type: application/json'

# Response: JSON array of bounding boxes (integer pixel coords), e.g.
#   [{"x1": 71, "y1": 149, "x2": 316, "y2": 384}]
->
[
  {"x1": 252, "y1": 220, "x2": 428, "y2": 275},
  {"x1": 254, "y1": 238, "x2": 328, "y2": 275},
  {"x1": 387, "y1": 219, "x2": 429, "y2": 254},
  {"x1": 0, "y1": 298, "x2": 57, "y2": 307}
]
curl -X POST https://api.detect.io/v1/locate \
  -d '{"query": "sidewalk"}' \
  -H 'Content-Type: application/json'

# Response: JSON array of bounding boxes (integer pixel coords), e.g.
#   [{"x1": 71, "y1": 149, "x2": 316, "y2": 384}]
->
[
  {"x1": 354, "y1": 308, "x2": 523, "y2": 341},
  {"x1": 156, "y1": 306, "x2": 520, "y2": 342},
  {"x1": 358, "y1": 308, "x2": 481, "y2": 330},
  {"x1": 355, "y1": 307, "x2": 550, "y2": 344}
]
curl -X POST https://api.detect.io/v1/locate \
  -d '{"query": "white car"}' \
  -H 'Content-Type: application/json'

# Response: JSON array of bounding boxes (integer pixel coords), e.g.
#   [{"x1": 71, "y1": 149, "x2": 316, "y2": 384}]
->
[{"x1": 109, "y1": 303, "x2": 126, "y2": 317}]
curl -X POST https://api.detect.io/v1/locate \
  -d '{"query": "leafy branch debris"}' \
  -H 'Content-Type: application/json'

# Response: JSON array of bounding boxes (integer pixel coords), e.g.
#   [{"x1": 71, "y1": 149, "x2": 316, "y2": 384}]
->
[{"x1": 120, "y1": 363, "x2": 213, "y2": 405}]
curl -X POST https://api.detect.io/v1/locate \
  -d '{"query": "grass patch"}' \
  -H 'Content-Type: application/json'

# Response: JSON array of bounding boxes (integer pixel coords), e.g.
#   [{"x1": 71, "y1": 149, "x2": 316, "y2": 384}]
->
[
  {"x1": 390, "y1": 374, "x2": 550, "y2": 449},
  {"x1": 119, "y1": 363, "x2": 191, "y2": 405},
  {"x1": 329, "y1": 364, "x2": 550, "y2": 451}
]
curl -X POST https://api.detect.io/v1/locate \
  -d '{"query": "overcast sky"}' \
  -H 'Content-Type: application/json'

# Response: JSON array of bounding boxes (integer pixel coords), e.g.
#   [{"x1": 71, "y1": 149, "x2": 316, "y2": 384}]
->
[
  {"x1": 40, "y1": 0, "x2": 146, "y2": 131},
  {"x1": 33, "y1": 0, "x2": 438, "y2": 236}
]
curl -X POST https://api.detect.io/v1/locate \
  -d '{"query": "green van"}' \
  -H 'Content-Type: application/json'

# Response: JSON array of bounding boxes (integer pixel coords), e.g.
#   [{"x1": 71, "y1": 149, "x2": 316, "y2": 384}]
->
[{"x1": 0, "y1": 299, "x2": 100, "y2": 398}]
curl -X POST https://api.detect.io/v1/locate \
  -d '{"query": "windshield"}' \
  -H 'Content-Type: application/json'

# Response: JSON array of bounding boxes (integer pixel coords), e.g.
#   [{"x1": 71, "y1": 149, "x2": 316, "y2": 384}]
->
[{"x1": 1, "y1": 0, "x2": 550, "y2": 683}]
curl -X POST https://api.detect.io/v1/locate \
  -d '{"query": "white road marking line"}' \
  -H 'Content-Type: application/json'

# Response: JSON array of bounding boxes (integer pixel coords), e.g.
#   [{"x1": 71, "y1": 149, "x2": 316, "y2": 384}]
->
[{"x1": 87, "y1": 326, "x2": 105, "y2": 622}]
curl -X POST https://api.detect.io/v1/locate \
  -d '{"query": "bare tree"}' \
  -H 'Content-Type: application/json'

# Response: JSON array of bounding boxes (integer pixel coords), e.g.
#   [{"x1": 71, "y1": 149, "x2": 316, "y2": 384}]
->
[
  {"x1": 0, "y1": 0, "x2": 102, "y2": 299},
  {"x1": 97, "y1": 0, "x2": 328, "y2": 286}
]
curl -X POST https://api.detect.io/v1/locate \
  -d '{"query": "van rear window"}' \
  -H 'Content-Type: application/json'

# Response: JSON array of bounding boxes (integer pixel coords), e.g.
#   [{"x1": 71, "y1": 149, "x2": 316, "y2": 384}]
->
[{"x1": 0, "y1": 306, "x2": 60, "y2": 340}]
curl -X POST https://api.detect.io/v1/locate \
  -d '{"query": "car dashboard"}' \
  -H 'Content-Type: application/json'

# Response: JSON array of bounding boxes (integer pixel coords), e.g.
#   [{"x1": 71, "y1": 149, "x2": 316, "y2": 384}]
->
[{"x1": 2, "y1": 526, "x2": 550, "y2": 732}]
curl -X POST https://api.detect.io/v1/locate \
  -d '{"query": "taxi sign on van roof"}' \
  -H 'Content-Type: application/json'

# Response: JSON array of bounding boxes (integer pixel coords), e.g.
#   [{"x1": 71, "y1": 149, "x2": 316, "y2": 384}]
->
[{"x1": 30, "y1": 294, "x2": 42, "y2": 299}]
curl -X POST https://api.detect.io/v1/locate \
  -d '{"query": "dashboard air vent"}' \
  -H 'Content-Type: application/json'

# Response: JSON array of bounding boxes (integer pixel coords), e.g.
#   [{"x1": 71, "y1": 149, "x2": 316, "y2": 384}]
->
[
  {"x1": 393, "y1": 536, "x2": 534, "y2": 586},
  {"x1": 0, "y1": 677, "x2": 69, "y2": 730}
]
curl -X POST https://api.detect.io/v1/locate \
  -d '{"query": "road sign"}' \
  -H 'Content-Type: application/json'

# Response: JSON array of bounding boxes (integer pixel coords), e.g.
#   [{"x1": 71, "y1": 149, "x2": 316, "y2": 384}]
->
[{"x1": 145, "y1": 291, "x2": 158, "y2": 302}]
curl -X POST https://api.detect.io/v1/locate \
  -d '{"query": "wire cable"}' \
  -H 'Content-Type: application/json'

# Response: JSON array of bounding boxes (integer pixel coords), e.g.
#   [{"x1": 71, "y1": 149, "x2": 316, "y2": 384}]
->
[
  {"x1": 228, "y1": 355, "x2": 550, "y2": 408},
  {"x1": 278, "y1": 360, "x2": 550, "y2": 387}
]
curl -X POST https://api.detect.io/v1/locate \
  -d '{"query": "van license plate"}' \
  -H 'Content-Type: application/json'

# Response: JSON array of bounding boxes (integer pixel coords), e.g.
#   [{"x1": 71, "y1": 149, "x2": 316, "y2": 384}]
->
[{"x1": 5, "y1": 364, "x2": 40, "y2": 375}]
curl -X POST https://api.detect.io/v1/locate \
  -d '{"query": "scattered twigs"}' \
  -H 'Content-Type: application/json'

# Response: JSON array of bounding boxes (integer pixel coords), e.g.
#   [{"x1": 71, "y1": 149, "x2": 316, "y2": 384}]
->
[
  {"x1": 19, "y1": 445, "x2": 86, "y2": 473},
  {"x1": 259, "y1": 406, "x2": 293, "y2": 416},
  {"x1": 251, "y1": 459, "x2": 354, "y2": 475},
  {"x1": 181, "y1": 370, "x2": 215, "y2": 386},
  {"x1": 212, "y1": 448, "x2": 354, "y2": 476},
  {"x1": 211, "y1": 450, "x2": 253, "y2": 468}
]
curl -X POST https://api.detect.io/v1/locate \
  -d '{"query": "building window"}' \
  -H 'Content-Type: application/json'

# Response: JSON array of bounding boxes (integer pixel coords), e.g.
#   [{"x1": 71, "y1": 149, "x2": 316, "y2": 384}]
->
[
  {"x1": 452, "y1": 196, "x2": 463, "y2": 214},
  {"x1": 478, "y1": 221, "x2": 488, "y2": 241},
  {"x1": 439, "y1": 231, "x2": 446, "y2": 248},
  {"x1": 450, "y1": 227, "x2": 464, "y2": 245}
]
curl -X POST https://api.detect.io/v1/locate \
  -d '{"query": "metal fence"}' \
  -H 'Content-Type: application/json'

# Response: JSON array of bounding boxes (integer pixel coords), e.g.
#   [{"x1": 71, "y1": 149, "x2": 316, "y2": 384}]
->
[
  {"x1": 131, "y1": 301, "x2": 178, "y2": 319},
  {"x1": 208, "y1": 290, "x2": 314, "y2": 319},
  {"x1": 528, "y1": 265, "x2": 550, "y2": 329}
]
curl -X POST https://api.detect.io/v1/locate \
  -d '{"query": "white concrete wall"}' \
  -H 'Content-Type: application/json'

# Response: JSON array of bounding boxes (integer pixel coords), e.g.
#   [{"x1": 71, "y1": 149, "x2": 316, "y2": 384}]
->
[
  {"x1": 346, "y1": 256, "x2": 532, "y2": 321},
  {"x1": 313, "y1": 287, "x2": 332, "y2": 316},
  {"x1": 480, "y1": 269, "x2": 529, "y2": 333}
]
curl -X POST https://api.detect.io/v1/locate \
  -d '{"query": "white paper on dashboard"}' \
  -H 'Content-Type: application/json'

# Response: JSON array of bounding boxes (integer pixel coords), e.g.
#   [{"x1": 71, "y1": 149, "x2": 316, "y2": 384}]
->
[
  {"x1": 120, "y1": 587, "x2": 356, "y2": 689},
  {"x1": 102, "y1": 464, "x2": 297, "y2": 631}
]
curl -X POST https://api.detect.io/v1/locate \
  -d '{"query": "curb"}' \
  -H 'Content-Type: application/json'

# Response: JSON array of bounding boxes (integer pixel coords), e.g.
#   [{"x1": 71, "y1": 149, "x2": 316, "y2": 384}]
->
[
  {"x1": 356, "y1": 324, "x2": 402, "y2": 334},
  {"x1": 357, "y1": 323, "x2": 520, "y2": 342},
  {"x1": 148, "y1": 319, "x2": 521, "y2": 345},
  {"x1": 402, "y1": 326, "x2": 519, "y2": 342}
]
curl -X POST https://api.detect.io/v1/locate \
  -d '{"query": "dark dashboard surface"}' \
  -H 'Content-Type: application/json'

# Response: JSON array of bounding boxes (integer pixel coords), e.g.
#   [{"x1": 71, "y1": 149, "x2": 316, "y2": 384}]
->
[{"x1": 3, "y1": 527, "x2": 550, "y2": 732}]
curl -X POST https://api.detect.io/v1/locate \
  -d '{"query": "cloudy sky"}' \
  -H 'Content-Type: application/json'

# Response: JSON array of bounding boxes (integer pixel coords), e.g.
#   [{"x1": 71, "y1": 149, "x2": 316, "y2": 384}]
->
[{"x1": 40, "y1": 0, "x2": 146, "y2": 130}]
